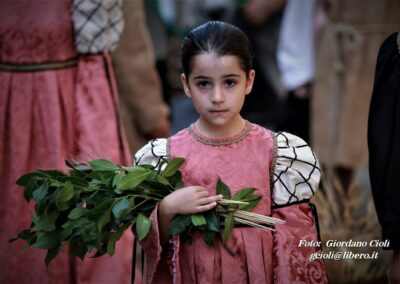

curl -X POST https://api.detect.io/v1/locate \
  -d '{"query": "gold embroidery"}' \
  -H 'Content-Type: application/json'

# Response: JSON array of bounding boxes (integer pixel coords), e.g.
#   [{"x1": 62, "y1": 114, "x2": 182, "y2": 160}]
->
[
  {"x1": 188, "y1": 121, "x2": 252, "y2": 146},
  {"x1": 270, "y1": 131, "x2": 278, "y2": 190}
]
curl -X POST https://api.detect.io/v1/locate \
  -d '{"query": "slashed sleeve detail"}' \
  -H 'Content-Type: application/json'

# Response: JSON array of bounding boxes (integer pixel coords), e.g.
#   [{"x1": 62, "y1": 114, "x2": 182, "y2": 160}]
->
[
  {"x1": 271, "y1": 132, "x2": 328, "y2": 283},
  {"x1": 134, "y1": 138, "x2": 169, "y2": 168},
  {"x1": 272, "y1": 131, "x2": 321, "y2": 206}
]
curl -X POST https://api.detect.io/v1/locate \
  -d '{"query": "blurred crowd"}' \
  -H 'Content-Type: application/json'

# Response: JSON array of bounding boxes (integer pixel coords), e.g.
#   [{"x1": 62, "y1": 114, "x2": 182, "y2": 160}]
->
[{"x1": 0, "y1": 0, "x2": 399, "y2": 283}]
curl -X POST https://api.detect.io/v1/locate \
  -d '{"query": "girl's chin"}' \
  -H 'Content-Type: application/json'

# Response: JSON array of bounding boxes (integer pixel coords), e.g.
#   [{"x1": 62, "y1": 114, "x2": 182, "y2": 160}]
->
[{"x1": 202, "y1": 117, "x2": 239, "y2": 128}]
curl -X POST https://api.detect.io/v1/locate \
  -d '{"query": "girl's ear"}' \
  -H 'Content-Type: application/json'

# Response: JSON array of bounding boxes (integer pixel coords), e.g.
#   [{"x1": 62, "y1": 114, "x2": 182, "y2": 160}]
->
[
  {"x1": 245, "y1": 69, "x2": 255, "y2": 95},
  {"x1": 180, "y1": 73, "x2": 192, "y2": 98}
]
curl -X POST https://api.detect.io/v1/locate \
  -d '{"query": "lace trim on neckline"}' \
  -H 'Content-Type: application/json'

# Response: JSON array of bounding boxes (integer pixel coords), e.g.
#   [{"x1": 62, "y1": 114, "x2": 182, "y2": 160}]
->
[{"x1": 188, "y1": 121, "x2": 253, "y2": 146}]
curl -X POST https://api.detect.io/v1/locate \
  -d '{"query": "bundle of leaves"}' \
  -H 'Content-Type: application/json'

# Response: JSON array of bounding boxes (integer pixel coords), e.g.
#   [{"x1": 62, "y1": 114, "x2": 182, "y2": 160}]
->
[{"x1": 10, "y1": 158, "x2": 283, "y2": 266}]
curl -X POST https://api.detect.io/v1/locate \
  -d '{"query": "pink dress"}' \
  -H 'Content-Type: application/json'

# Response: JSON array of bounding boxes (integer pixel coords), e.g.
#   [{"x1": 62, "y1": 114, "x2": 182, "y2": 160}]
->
[
  {"x1": 135, "y1": 122, "x2": 328, "y2": 283},
  {"x1": 0, "y1": 1, "x2": 132, "y2": 283}
]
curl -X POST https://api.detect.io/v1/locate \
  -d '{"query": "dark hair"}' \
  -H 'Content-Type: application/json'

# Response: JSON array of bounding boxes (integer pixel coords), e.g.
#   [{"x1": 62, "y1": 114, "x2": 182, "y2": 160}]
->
[{"x1": 181, "y1": 21, "x2": 254, "y2": 77}]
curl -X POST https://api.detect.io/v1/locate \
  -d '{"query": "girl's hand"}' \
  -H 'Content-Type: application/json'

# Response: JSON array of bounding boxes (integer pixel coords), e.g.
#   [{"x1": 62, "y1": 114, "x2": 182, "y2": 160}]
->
[
  {"x1": 160, "y1": 186, "x2": 222, "y2": 217},
  {"x1": 158, "y1": 186, "x2": 222, "y2": 246}
]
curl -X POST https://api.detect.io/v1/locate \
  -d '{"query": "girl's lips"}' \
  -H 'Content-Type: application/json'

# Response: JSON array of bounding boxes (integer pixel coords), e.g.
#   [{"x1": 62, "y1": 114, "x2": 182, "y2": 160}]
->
[{"x1": 210, "y1": 109, "x2": 228, "y2": 113}]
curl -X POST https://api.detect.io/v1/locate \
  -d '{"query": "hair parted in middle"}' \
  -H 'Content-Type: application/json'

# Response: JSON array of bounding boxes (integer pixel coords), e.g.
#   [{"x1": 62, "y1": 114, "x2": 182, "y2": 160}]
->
[{"x1": 181, "y1": 21, "x2": 254, "y2": 78}]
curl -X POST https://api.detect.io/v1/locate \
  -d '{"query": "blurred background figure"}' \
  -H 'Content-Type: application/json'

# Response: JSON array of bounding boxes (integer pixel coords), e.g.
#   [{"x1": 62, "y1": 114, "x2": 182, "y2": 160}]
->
[
  {"x1": 0, "y1": 0, "x2": 168, "y2": 283},
  {"x1": 311, "y1": 0, "x2": 400, "y2": 193},
  {"x1": 113, "y1": 0, "x2": 170, "y2": 154},
  {"x1": 368, "y1": 32, "x2": 400, "y2": 284},
  {"x1": 233, "y1": 0, "x2": 287, "y2": 129},
  {"x1": 276, "y1": 0, "x2": 321, "y2": 142},
  {"x1": 310, "y1": 0, "x2": 400, "y2": 283}
]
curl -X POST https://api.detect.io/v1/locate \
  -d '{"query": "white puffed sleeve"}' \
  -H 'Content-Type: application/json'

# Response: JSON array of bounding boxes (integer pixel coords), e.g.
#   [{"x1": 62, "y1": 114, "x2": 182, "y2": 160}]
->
[
  {"x1": 272, "y1": 132, "x2": 321, "y2": 206},
  {"x1": 134, "y1": 138, "x2": 169, "y2": 168}
]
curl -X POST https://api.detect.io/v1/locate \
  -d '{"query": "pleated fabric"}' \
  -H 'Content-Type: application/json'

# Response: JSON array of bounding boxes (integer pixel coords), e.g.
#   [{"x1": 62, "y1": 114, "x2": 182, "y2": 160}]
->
[{"x1": 0, "y1": 1, "x2": 133, "y2": 283}]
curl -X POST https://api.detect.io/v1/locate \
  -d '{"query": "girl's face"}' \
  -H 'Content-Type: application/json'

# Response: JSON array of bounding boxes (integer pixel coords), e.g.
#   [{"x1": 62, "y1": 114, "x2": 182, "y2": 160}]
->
[{"x1": 181, "y1": 52, "x2": 255, "y2": 133}]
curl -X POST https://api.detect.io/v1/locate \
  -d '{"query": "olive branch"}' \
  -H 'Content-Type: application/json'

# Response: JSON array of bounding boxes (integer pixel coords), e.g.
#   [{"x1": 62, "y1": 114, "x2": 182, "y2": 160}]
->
[{"x1": 10, "y1": 158, "x2": 284, "y2": 265}]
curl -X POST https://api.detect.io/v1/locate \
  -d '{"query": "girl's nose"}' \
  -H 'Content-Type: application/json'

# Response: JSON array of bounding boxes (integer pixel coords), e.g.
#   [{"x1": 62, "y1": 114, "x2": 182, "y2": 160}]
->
[{"x1": 211, "y1": 86, "x2": 225, "y2": 104}]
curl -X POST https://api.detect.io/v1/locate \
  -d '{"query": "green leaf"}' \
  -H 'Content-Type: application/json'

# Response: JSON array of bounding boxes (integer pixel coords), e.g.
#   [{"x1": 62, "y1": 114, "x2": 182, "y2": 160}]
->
[
  {"x1": 16, "y1": 172, "x2": 37, "y2": 187},
  {"x1": 61, "y1": 218, "x2": 92, "y2": 233},
  {"x1": 105, "y1": 226, "x2": 126, "y2": 256},
  {"x1": 32, "y1": 182, "x2": 49, "y2": 201},
  {"x1": 156, "y1": 175, "x2": 170, "y2": 186},
  {"x1": 204, "y1": 210, "x2": 220, "y2": 232},
  {"x1": 34, "y1": 212, "x2": 59, "y2": 232},
  {"x1": 87, "y1": 198, "x2": 113, "y2": 219},
  {"x1": 68, "y1": 208, "x2": 84, "y2": 220},
  {"x1": 119, "y1": 167, "x2": 151, "y2": 190},
  {"x1": 167, "y1": 171, "x2": 184, "y2": 189},
  {"x1": 89, "y1": 159, "x2": 120, "y2": 171},
  {"x1": 56, "y1": 181, "x2": 74, "y2": 203},
  {"x1": 16, "y1": 171, "x2": 48, "y2": 186},
  {"x1": 98, "y1": 171, "x2": 115, "y2": 184},
  {"x1": 202, "y1": 231, "x2": 216, "y2": 247},
  {"x1": 136, "y1": 213, "x2": 152, "y2": 241},
  {"x1": 239, "y1": 196, "x2": 262, "y2": 211},
  {"x1": 216, "y1": 178, "x2": 231, "y2": 199},
  {"x1": 56, "y1": 201, "x2": 71, "y2": 211},
  {"x1": 142, "y1": 180, "x2": 171, "y2": 194},
  {"x1": 107, "y1": 235, "x2": 118, "y2": 256},
  {"x1": 161, "y1": 158, "x2": 185, "y2": 177},
  {"x1": 34, "y1": 231, "x2": 60, "y2": 249},
  {"x1": 191, "y1": 214, "x2": 206, "y2": 227},
  {"x1": 45, "y1": 246, "x2": 61, "y2": 266},
  {"x1": 56, "y1": 176, "x2": 89, "y2": 187},
  {"x1": 168, "y1": 214, "x2": 192, "y2": 235},
  {"x1": 59, "y1": 226, "x2": 73, "y2": 241},
  {"x1": 39, "y1": 170, "x2": 68, "y2": 178},
  {"x1": 23, "y1": 178, "x2": 41, "y2": 201},
  {"x1": 97, "y1": 208, "x2": 111, "y2": 231},
  {"x1": 112, "y1": 172, "x2": 125, "y2": 191},
  {"x1": 36, "y1": 195, "x2": 53, "y2": 215},
  {"x1": 233, "y1": 188, "x2": 257, "y2": 201},
  {"x1": 222, "y1": 212, "x2": 234, "y2": 243},
  {"x1": 8, "y1": 229, "x2": 32, "y2": 243},
  {"x1": 70, "y1": 238, "x2": 86, "y2": 260},
  {"x1": 112, "y1": 198, "x2": 130, "y2": 219}
]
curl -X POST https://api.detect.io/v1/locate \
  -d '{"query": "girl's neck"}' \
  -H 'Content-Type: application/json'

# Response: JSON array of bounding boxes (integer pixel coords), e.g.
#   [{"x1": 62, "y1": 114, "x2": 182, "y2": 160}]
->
[{"x1": 194, "y1": 116, "x2": 247, "y2": 139}]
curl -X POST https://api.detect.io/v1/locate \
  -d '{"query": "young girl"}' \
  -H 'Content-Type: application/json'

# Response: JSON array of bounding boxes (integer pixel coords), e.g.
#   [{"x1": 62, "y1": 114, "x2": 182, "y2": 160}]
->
[{"x1": 135, "y1": 21, "x2": 327, "y2": 283}]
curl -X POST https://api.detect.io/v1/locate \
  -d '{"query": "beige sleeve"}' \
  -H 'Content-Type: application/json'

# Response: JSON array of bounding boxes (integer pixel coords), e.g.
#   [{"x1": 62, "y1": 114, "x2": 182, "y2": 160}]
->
[{"x1": 112, "y1": 0, "x2": 169, "y2": 135}]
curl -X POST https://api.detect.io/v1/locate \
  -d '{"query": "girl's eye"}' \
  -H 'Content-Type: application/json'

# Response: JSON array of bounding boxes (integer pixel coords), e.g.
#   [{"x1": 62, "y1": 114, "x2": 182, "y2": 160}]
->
[
  {"x1": 197, "y1": 81, "x2": 210, "y2": 88},
  {"x1": 225, "y1": 79, "x2": 237, "y2": 87}
]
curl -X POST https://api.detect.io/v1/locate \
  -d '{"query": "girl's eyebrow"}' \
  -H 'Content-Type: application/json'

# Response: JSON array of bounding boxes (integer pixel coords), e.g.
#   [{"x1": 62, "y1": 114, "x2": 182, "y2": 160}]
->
[
  {"x1": 192, "y1": 74, "x2": 240, "y2": 80},
  {"x1": 193, "y1": 75, "x2": 210, "y2": 80},
  {"x1": 222, "y1": 74, "x2": 240, "y2": 78}
]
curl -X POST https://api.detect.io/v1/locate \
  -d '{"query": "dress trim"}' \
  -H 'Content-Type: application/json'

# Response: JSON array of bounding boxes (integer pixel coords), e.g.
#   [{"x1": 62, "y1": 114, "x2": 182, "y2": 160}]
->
[
  {"x1": 269, "y1": 131, "x2": 278, "y2": 191},
  {"x1": 188, "y1": 121, "x2": 252, "y2": 146},
  {"x1": 166, "y1": 137, "x2": 171, "y2": 160},
  {"x1": 0, "y1": 57, "x2": 78, "y2": 72}
]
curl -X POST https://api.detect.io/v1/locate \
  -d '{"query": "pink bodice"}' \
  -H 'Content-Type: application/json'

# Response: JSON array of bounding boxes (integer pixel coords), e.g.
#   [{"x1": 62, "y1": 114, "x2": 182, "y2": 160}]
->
[
  {"x1": 168, "y1": 122, "x2": 275, "y2": 283},
  {"x1": 136, "y1": 125, "x2": 328, "y2": 283},
  {"x1": 169, "y1": 122, "x2": 274, "y2": 216}
]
